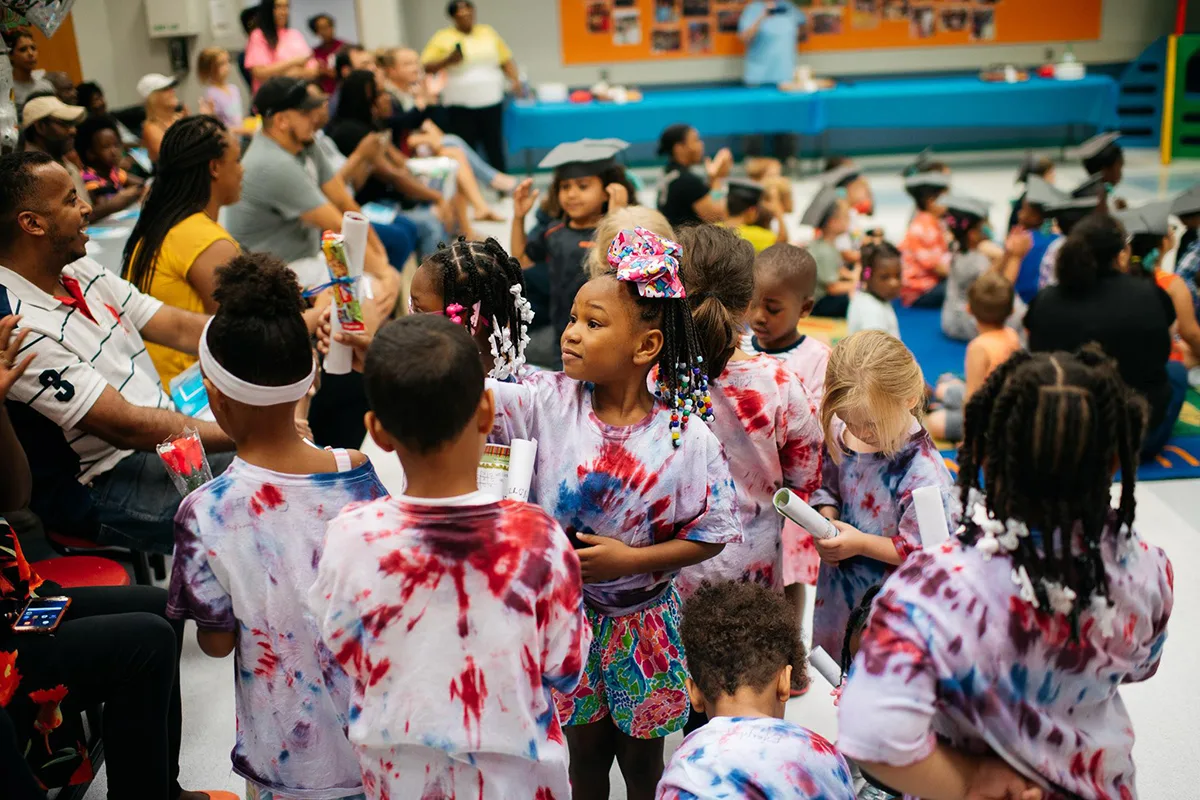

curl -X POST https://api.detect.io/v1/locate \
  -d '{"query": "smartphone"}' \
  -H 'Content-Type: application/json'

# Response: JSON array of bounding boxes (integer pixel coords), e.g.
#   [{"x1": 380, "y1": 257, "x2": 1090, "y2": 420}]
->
[
  {"x1": 454, "y1": 42, "x2": 464, "y2": 58},
  {"x1": 11, "y1": 596, "x2": 71, "y2": 634},
  {"x1": 767, "y1": 3, "x2": 787, "y2": 14}
]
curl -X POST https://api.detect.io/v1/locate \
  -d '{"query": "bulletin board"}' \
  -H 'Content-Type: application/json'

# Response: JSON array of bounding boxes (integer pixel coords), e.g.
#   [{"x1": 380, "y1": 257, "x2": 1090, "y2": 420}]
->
[{"x1": 561, "y1": 0, "x2": 1103, "y2": 66}]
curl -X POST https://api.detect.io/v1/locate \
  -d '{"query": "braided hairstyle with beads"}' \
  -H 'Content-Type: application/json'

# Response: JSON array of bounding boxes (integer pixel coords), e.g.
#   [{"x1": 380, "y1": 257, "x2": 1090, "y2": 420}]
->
[
  {"x1": 424, "y1": 237, "x2": 531, "y2": 379},
  {"x1": 954, "y1": 345, "x2": 1147, "y2": 630},
  {"x1": 629, "y1": 285, "x2": 710, "y2": 447}
]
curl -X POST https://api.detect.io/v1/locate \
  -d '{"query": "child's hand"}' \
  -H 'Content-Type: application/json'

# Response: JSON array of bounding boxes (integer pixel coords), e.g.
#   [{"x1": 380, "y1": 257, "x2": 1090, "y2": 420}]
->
[
  {"x1": 1004, "y1": 228, "x2": 1033, "y2": 258},
  {"x1": 814, "y1": 521, "x2": 867, "y2": 564},
  {"x1": 512, "y1": 178, "x2": 539, "y2": 218},
  {"x1": 965, "y1": 757, "x2": 1044, "y2": 800},
  {"x1": 605, "y1": 182, "x2": 629, "y2": 211},
  {"x1": 316, "y1": 307, "x2": 373, "y2": 374},
  {"x1": 575, "y1": 534, "x2": 642, "y2": 582}
]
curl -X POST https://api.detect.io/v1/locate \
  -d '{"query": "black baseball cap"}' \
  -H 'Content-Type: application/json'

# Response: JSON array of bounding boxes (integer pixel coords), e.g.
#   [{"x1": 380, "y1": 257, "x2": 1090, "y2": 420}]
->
[{"x1": 253, "y1": 77, "x2": 324, "y2": 117}]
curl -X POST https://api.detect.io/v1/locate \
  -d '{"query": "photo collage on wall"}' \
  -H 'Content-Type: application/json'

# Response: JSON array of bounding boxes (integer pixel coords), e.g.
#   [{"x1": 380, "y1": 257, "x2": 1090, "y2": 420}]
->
[{"x1": 826, "y1": 0, "x2": 999, "y2": 41}]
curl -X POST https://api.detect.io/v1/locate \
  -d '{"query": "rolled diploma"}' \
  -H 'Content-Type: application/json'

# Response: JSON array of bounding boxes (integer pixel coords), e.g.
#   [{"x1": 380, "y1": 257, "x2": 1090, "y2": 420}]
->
[
  {"x1": 912, "y1": 485, "x2": 949, "y2": 548},
  {"x1": 324, "y1": 215, "x2": 370, "y2": 375},
  {"x1": 504, "y1": 438, "x2": 537, "y2": 502},
  {"x1": 808, "y1": 646, "x2": 842, "y2": 688},
  {"x1": 773, "y1": 488, "x2": 837, "y2": 540}
]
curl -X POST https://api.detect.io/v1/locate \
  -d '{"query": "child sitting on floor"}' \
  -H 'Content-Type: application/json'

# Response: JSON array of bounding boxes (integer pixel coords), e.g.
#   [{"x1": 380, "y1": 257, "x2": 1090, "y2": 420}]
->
[
  {"x1": 941, "y1": 194, "x2": 1026, "y2": 342},
  {"x1": 724, "y1": 178, "x2": 784, "y2": 253},
  {"x1": 169, "y1": 254, "x2": 387, "y2": 800},
  {"x1": 899, "y1": 171, "x2": 952, "y2": 308},
  {"x1": 1010, "y1": 175, "x2": 1060, "y2": 303},
  {"x1": 308, "y1": 315, "x2": 590, "y2": 800},
  {"x1": 656, "y1": 581, "x2": 855, "y2": 800},
  {"x1": 837, "y1": 346, "x2": 1173, "y2": 800},
  {"x1": 927, "y1": 272, "x2": 1022, "y2": 442},
  {"x1": 846, "y1": 241, "x2": 902, "y2": 338},
  {"x1": 801, "y1": 187, "x2": 860, "y2": 318}
]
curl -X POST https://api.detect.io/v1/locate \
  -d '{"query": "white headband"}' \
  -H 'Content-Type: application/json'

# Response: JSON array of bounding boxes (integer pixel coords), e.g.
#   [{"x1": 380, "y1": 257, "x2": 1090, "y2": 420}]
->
[{"x1": 198, "y1": 318, "x2": 316, "y2": 406}]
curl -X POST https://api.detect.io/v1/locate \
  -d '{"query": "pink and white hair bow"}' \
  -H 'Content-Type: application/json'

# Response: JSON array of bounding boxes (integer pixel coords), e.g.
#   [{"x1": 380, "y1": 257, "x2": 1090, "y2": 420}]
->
[{"x1": 607, "y1": 226, "x2": 686, "y2": 300}]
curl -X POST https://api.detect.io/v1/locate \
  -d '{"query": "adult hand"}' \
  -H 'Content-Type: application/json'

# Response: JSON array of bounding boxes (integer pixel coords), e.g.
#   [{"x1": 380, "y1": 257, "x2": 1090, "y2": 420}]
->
[
  {"x1": 1004, "y1": 228, "x2": 1034, "y2": 258},
  {"x1": 0, "y1": 316, "x2": 34, "y2": 402},
  {"x1": 605, "y1": 182, "x2": 629, "y2": 211},
  {"x1": 814, "y1": 520, "x2": 867, "y2": 564},
  {"x1": 706, "y1": 148, "x2": 734, "y2": 181},
  {"x1": 964, "y1": 758, "x2": 1043, "y2": 800},
  {"x1": 575, "y1": 534, "x2": 641, "y2": 583},
  {"x1": 512, "y1": 178, "x2": 540, "y2": 218}
]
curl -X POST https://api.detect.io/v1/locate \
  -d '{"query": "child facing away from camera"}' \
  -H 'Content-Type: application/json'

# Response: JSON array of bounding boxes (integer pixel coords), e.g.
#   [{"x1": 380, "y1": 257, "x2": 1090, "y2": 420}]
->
[
  {"x1": 940, "y1": 194, "x2": 1028, "y2": 342},
  {"x1": 808, "y1": 330, "x2": 955, "y2": 659},
  {"x1": 656, "y1": 581, "x2": 856, "y2": 800},
  {"x1": 838, "y1": 346, "x2": 1173, "y2": 800},
  {"x1": 488, "y1": 226, "x2": 741, "y2": 800},
  {"x1": 927, "y1": 272, "x2": 1022, "y2": 442},
  {"x1": 800, "y1": 187, "x2": 860, "y2": 318},
  {"x1": 846, "y1": 241, "x2": 902, "y2": 338},
  {"x1": 308, "y1": 315, "x2": 591, "y2": 800},
  {"x1": 168, "y1": 255, "x2": 387, "y2": 800}
]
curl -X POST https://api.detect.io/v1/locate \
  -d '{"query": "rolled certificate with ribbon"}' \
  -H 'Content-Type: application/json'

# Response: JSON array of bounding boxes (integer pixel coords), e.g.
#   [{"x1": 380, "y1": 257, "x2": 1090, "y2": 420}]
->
[
  {"x1": 808, "y1": 646, "x2": 843, "y2": 688},
  {"x1": 912, "y1": 485, "x2": 950, "y2": 548},
  {"x1": 505, "y1": 438, "x2": 537, "y2": 502},
  {"x1": 773, "y1": 488, "x2": 837, "y2": 540},
  {"x1": 321, "y1": 225, "x2": 367, "y2": 375}
]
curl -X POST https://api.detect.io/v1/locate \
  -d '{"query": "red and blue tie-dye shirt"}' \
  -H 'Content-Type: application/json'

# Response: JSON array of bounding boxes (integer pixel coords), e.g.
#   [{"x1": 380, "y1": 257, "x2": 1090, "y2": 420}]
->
[
  {"x1": 809, "y1": 422, "x2": 955, "y2": 657},
  {"x1": 489, "y1": 371, "x2": 743, "y2": 616},
  {"x1": 837, "y1": 523, "x2": 1173, "y2": 800},
  {"x1": 307, "y1": 493, "x2": 590, "y2": 800},
  {"x1": 167, "y1": 457, "x2": 387, "y2": 798},
  {"x1": 656, "y1": 716, "x2": 856, "y2": 799},
  {"x1": 676, "y1": 356, "x2": 823, "y2": 596},
  {"x1": 741, "y1": 332, "x2": 832, "y2": 403}
]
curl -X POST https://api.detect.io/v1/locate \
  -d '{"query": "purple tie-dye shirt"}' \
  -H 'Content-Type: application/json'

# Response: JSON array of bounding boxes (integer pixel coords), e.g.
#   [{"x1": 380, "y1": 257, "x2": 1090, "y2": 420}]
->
[
  {"x1": 809, "y1": 423, "x2": 955, "y2": 658},
  {"x1": 489, "y1": 371, "x2": 743, "y2": 616},
  {"x1": 656, "y1": 716, "x2": 856, "y2": 799},
  {"x1": 167, "y1": 457, "x2": 386, "y2": 798},
  {"x1": 838, "y1": 522, "x2": 1173, "y2": 800},
  {"x1": 676, "y1": 356, "x2": 823, "y2": 597},
  {"x1": 307, "y1": 494, "x2": 590, "y2": 800}
]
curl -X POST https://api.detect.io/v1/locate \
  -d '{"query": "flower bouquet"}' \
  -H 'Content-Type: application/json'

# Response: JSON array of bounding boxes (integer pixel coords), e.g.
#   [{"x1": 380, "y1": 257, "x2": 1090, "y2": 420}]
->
[{"x1": 156, "y1": 428, "x2": 213, "y2": 496}]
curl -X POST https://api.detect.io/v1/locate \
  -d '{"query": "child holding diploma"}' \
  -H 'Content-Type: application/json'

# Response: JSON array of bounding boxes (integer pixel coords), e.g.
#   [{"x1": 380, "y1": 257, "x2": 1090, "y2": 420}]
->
[
  {"x1": 808, "y1": 330, "x2": 954, "y2": 659},
  {"x1": 838, "y1": 347, "x2": 1172, "y2": 800}
]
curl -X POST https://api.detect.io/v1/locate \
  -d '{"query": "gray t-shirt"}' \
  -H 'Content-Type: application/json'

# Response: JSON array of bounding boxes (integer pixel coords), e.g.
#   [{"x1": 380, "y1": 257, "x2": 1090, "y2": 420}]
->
[
  {"x1": 941, "y1": 250, "x2": 1026, "y2": 341},
  {"x1": 14, "y1": 75, "x2": 53, "y2": 110},
  {"x1": 225, "y1": 133, "x2": 336, "y2": 264}
]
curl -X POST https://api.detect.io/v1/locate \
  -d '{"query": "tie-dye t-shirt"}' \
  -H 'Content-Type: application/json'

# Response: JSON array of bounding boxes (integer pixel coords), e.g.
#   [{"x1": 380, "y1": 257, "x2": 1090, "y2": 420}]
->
[
  {"x1": 741, "y1": 332, "x2": 832, "y2": 402},
  {"x1": 838, "y1": 522, "x2": 1173, "y2": 800},
  {"x1": 490, "y1": 371, "x2": 742, "y2": 616},
  {"x1": 676, "y1": 356, "x2": 823, "y2": 597},
  {"x1": 656, "y1": 716, "x2": 856, "y2": 799},
  {"x1": 167, "y1": 457, "x2": 387, "y2": 798},
  {"x1": 809, "y1": 423, "x2": 955, "y2": 657},
  {"x1": 307, "y1": 493, "x2": 590, "y2": 800}
]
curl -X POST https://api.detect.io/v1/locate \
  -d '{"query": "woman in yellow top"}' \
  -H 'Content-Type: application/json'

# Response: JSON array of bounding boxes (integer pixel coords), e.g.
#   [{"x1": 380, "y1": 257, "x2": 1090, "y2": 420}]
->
[
  {"x1": 421, "y1": 0, "x2": 523, "y2": 172},
  {"x1": 122, "y1": 115, "x2": 242, "y2": 386}
]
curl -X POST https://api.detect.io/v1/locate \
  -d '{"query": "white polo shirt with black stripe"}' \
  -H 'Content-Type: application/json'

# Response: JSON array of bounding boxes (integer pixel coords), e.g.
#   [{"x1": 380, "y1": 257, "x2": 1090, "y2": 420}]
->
[{"x1": 0, "y1": 257, "x2": 173, "y2": 483}]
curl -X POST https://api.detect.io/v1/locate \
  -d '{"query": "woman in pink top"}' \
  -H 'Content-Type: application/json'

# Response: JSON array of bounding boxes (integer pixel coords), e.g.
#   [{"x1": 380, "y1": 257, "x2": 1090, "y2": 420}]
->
[{"x1": 243, "y1": 0, "x2": 318, "y2": 93}]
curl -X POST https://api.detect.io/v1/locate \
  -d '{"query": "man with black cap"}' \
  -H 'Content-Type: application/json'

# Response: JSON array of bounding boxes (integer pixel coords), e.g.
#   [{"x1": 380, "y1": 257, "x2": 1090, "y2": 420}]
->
[{"x1": 20, "y1": 92, "x2": 90, "y2": 205}]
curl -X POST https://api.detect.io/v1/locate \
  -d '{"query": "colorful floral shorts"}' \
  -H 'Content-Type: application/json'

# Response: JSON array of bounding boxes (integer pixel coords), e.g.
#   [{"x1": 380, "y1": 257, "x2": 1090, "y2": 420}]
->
[
  {"x1": 553, "y1": 586, "x2": 690, "y2": 739},
  {"x1": 782, "y1": 518, "x2": 819, "y2": 586}
]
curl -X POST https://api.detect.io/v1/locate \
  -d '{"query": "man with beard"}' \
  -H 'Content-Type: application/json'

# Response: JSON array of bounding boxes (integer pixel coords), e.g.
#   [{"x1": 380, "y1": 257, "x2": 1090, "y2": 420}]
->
[
  {"x1": 20, "y1": 93, "x2": 90, "y2": 203},
  {"x1": 0, "y1": 151, "x2": 235, "y2": 554}
]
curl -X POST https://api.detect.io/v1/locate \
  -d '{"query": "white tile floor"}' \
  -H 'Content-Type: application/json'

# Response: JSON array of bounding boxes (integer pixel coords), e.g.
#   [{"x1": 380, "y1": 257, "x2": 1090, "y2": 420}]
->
[{"x1": 85, "y1": 148, "x2": 1200, "y2": 799}]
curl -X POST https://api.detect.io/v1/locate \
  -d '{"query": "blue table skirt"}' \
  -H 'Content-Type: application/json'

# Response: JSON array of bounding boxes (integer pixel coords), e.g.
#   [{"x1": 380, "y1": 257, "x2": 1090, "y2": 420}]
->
[{"x1": 504, "y1": 75, "x2": 1118, "y2": 158}]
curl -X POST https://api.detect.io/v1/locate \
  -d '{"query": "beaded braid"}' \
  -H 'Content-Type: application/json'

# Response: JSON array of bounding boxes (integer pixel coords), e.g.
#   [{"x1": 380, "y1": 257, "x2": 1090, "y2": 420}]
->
[{"x1": 954, "y1": 346, "x2": 1146, "y2": 633}]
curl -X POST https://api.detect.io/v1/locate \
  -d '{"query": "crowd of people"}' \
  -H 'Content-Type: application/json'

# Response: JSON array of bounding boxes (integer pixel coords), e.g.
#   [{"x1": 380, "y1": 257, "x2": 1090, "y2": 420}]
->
[{"x1": 0, "y1": 4, "x2": 1186, "y2": 800}]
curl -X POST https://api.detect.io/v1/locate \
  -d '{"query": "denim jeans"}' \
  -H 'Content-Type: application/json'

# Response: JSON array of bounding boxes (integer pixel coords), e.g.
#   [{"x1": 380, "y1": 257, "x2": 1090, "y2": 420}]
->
[
  {"x1": 399, "y1": 205, "x2": 449, "y2": 260},
  {"x1": 87, "y1": 450, "x2": 235, "y2": 554},
  {"x1": 370, "y1": 216, "x2": 420, "y2": 269},
  {"x1": 441, "y1": 132, "x2": 502, "y2": 186},
  {"x1": 1141, "y1": 361, "x2": 1189, "y2": 460}
]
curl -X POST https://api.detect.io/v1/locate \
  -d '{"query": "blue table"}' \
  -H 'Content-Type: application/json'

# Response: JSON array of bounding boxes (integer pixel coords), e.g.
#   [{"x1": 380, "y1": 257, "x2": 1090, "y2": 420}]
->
[{"x1": 503, "y1": 75, "x2": 1119, "y2": 168}]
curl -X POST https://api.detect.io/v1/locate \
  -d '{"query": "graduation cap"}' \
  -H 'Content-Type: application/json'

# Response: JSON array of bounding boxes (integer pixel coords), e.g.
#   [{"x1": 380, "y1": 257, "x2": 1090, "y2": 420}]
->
[
  {"x1": 1069, "y1": 132, "x2": 1122, "y2": 165},
  {"x1": 1115, "y1": 200, "x2": 1173, "y2": 239},
  {"x1": 819, "y1": 164, "x2": 862, "y2": 189},
  {"x1": 904, "y1": 171, "x2": 951, "y2": 192},
  {"x1": 1023, "y1": 176, "x2": 1068, "y2": 210},
  {"x1": 1070, "y1": 173, "x2": 1107, "y2": 199},
  {"x1": 1172, "y1": 184, "x2": 1200, "y2": 217},
  {"x1": 538, "y1": 138, "x2": 630, "y2": 179},
  {"x1": 726, "y1": 178, "x2": 766, "y2": 214},
  {"x1": 1015, "y1": 150, "x2": 1052, "y2": 184},
  {"x1": 942, "y1": 194, "x2": 991, "y2": 221},
  {"x1": 902, "y1": 147, "x2": 938, "y2": 177},
  {"x1": 801, "y1": 185, "x2": 842, "y2": 228}
]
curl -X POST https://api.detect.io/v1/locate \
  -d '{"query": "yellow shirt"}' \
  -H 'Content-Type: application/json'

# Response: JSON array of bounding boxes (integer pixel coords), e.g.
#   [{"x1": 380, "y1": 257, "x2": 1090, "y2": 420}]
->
[
  {"x1": 142, "y1": 212, "x2": 236, "y2": 386},
  {"x1": 734, "y1": 223, "x2": 777, "y2": 253},
  {"x1": 420, "y1": 24, "x2": 512, "y2": 108}
]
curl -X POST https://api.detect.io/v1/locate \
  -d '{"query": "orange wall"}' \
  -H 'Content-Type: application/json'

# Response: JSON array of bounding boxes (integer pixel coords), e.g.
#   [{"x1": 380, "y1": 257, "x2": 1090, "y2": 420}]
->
[{"x1": 29, "y1": 13, "x2": 82, "y2": 83}]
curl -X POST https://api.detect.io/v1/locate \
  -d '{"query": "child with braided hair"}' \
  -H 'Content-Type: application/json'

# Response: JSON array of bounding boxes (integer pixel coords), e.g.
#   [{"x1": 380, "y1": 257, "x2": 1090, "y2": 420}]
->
[
  {"x1": 837, "y1": 346, "x2": 1173, "y2": 800},
  {"x1": 488, "y1": 226, "x2": 741, "y2": 799}
]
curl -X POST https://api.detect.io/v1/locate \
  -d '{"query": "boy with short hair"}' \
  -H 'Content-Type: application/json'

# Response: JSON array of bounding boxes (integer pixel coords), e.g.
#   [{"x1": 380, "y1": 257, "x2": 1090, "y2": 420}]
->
[
  {"x1": 308, "y1": 315, "x2": 590, "y2": 800},
  {"x1": 656, "y1": 581, "x2": 856, "y2": 799},
  {"x1": 725, "y1": 178, "x2": 786, "y2": 253}
]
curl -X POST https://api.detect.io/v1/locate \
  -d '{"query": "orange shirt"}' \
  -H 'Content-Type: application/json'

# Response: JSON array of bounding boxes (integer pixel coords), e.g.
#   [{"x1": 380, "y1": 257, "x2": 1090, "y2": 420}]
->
[{"x1": 900, "y1": 211, "x2": 950, "y2": 306}]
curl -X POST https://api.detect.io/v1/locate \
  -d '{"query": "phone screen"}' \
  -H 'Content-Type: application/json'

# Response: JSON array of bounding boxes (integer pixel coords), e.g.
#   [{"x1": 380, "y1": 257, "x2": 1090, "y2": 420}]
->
[{"x1": 13, "y1": 597, "x2": 70, "y2": 632}]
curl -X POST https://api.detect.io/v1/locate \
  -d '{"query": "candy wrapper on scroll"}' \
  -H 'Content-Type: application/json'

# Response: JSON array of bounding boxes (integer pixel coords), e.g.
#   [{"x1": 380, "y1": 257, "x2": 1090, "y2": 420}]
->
[
  {"x1": 320, "y1": 230, "x2": 366, "y2": 375},
  {"x1": 157, "y1": 428, "x2": 214, "y2": 496}
]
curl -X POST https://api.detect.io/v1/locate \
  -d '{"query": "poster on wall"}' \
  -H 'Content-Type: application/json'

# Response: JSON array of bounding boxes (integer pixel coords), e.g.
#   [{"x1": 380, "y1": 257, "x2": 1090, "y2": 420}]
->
[{"x1": 559, "y1": 0, "x2": 1103, "y2": 66}]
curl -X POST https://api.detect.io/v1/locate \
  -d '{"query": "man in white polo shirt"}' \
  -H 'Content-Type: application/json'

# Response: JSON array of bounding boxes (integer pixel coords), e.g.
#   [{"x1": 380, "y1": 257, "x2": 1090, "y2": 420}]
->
[{"x1": 0, "y1": 151, "x2": 234, "y2": 554}]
